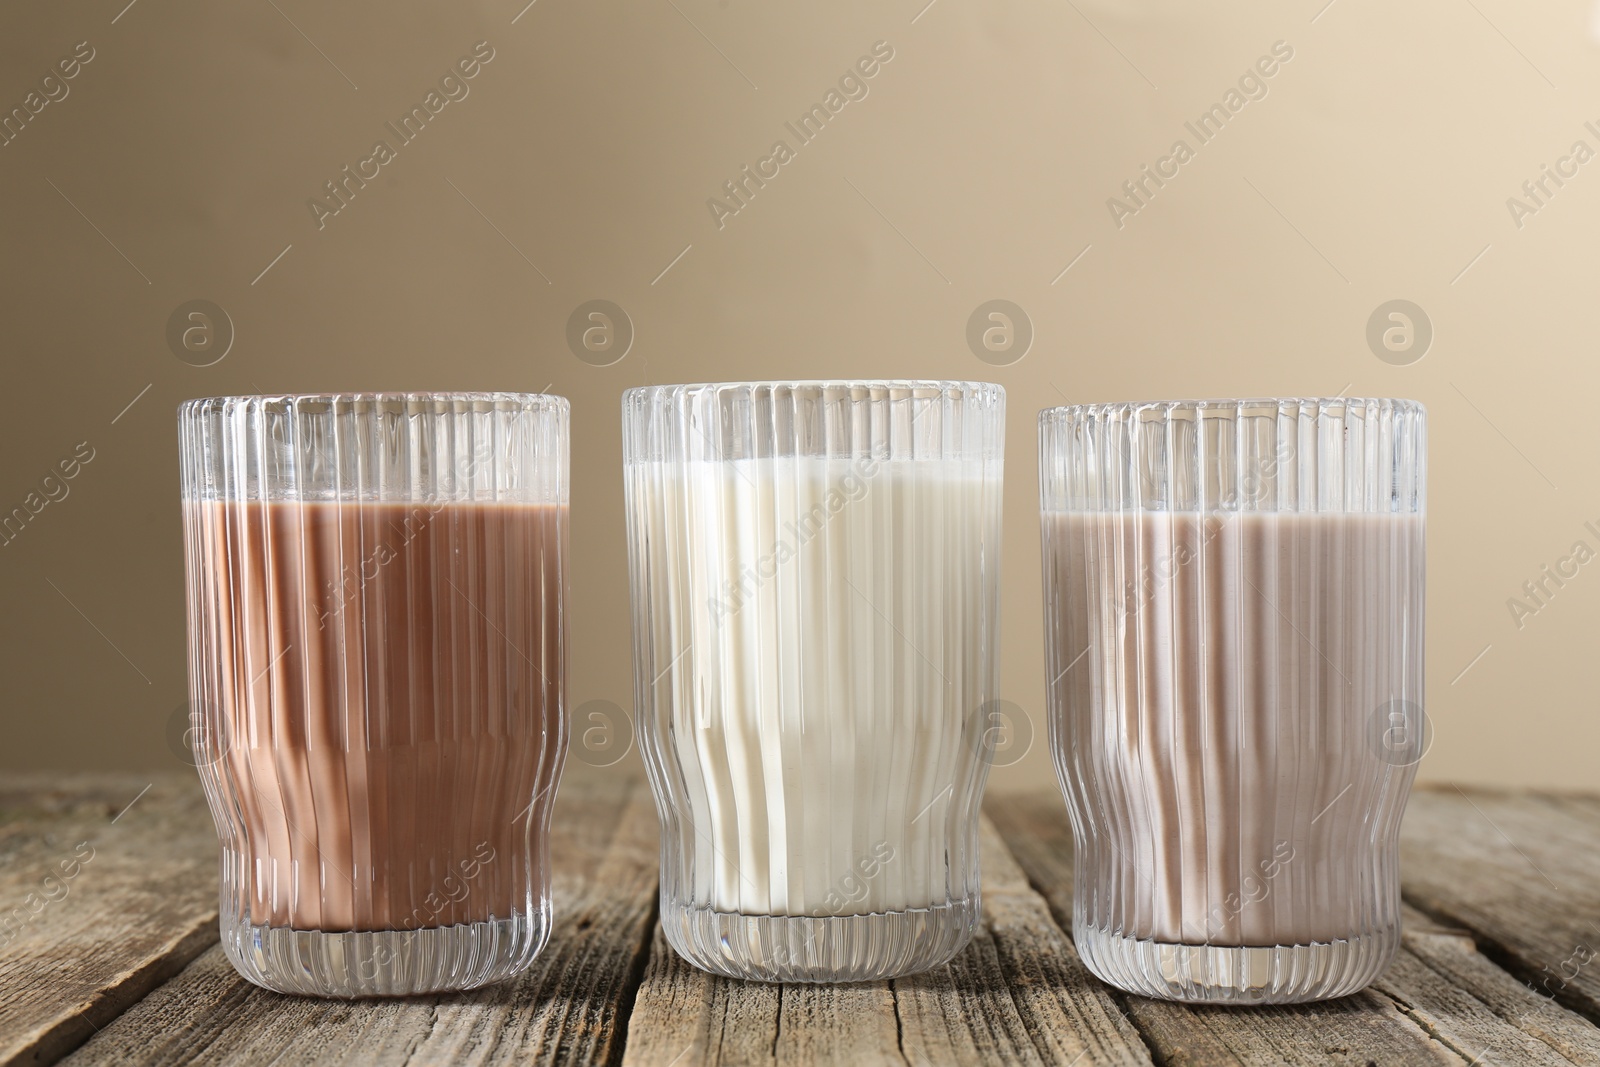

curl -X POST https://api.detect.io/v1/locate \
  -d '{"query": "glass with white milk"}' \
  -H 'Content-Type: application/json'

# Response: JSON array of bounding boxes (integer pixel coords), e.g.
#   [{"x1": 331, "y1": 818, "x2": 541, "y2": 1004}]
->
[{"x1": 622, "y1": 381, "x2": 1005, "y2": 981}]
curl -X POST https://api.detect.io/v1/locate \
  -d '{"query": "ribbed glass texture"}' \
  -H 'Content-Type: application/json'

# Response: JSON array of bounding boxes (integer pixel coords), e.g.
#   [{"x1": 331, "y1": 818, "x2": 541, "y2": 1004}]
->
[
  {"x1": 178, "y1": 393, "x2": 568, "y2": 997},
  {"x1": 1039, "y1": 398, "x2": 1426, "y2": 1004},
  {"x1": 622, "y1": 381, "x2": 1005, "y2": 981}
]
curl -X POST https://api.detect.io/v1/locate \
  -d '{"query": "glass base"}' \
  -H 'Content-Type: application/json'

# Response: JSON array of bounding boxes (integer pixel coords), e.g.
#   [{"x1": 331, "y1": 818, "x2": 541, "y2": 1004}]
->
[
  {"x1": 660, "y1": 898, "x2": 978, "y2": 983},
  {"x1": 1074, "y1": 922, "x2": 1398, "y2": 1004},
  {"x1": 219, "y1": 902, "x2": 551, "y2": 997}
]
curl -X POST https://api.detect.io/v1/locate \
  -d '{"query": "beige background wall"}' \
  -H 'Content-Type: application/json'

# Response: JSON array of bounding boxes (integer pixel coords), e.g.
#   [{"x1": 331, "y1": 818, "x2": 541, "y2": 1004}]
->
[{"x1": 1, "y1": 0, "x2": 1596, "y2": 792}]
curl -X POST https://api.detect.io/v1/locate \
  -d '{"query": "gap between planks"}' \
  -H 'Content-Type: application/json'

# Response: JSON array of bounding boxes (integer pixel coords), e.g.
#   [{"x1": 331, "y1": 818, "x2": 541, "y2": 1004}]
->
[
  {"x1": 10, "y1": 778, "x2": 1600, "y2": 1067},
  {"x1": 38, "y1": 772, "x2": 659, "y2": 1067},
  {"x1": 1400, "y1": 787, "x2": 1600, "y2": 1032},
  {"x1": 986, "y1": 790, "x2": 1600, "y2": 1067},
  {"x1": 0, "y1": 774, "x2": 220, "y2": 1067},
  {"x1": 619, "y1": 814, "x2": 1153, "y2": 1067}
]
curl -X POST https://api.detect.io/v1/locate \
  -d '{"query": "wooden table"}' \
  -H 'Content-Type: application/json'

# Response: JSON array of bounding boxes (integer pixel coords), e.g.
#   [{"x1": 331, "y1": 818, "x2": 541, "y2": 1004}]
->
[{"x1": 3, "y1": 771, "x2": 1599, "y2": 1066}]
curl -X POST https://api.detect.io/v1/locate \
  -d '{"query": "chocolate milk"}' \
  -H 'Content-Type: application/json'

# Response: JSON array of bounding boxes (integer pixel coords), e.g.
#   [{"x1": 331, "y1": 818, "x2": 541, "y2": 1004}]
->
[
  {"x1": 184, "y1": 500, "x2": 566, "y2": 933},
  {"x1": 1046, "y1": 509, "x2": 1424, "y2": 947}
]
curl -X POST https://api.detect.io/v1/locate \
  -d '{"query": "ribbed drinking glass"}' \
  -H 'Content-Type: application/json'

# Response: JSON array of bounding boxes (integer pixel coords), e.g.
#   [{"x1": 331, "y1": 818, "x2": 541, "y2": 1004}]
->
[
  {"x1": 622, "y1": 381, "x2": 1005, "y2": 981},
  {"x1": 1039, "y1": 398, "x2": 1426, "y2": 1003},
  {"x1": 179, "y1": 393, "x2": 568, "y2": 997}
]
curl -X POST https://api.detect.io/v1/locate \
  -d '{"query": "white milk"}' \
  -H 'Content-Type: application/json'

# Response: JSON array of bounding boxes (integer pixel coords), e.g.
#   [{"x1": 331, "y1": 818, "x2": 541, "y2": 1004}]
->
[{"x1": 629, "y1": 455, "x2": 998, "y2": 917}]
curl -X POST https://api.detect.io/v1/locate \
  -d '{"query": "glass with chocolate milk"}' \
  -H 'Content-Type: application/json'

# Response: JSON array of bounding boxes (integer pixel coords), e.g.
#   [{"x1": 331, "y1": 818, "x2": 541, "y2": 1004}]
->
[
  {"x1": 1039, "y1": 398, "x2": 1425, "y2": 1004},
  {"x1": 179, "y1": 393, "x2": 568, "y2": 996}
]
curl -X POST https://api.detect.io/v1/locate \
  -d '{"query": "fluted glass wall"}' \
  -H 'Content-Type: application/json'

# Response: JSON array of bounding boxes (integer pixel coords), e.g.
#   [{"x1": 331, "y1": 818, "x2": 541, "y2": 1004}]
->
[
  {"x1": 623, "y1": 381, "x2": 1004, "y2": 981},
  {"x1": 179, "y1": 393, "x2": 567, "y2": 996},
  {"x1": 1040, "y1": 398, "x2": 1425, "y2": 1003}
]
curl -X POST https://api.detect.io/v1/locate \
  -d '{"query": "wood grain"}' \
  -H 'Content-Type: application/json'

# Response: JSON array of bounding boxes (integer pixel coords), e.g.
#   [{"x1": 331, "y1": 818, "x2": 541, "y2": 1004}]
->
[
  {"x1": 897, "y1": 820, "x2": 1152, "y2": 1067},
  {"x1": 984, "y1": 790, "x2": 1600, "y2": 1066},
  {"x1": 7, "y1": 777, "x2": 1600, "y2": 1067},
  {"x1": 0, "y1": 773, "x2": 218, "y2": 1067},
  {"x1": 1403, "y1": 787, "x2": 1600, "y2": 1022},
  {"x1": 54, "y1": 771, "x2": 659, "y2": 1067},
  {"x1": 621, "y1": 925, "x2": 790, "y2": 1067},
  {"x1": 1374, "y1": 905, "x2": 1600, "y2": 1066},
  {"x1": 620, "y1": 817, "x2": 1152, "y2": 1067}
]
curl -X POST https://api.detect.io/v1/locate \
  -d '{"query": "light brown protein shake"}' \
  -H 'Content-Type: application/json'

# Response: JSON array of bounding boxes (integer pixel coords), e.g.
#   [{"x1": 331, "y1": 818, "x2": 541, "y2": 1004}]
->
[
  {"x1": 1047, "y1": 509, "x2": 1424, "y2": 947},
  {"x1": 185, "y1": 499, "x2": 565, "y2": 934}
]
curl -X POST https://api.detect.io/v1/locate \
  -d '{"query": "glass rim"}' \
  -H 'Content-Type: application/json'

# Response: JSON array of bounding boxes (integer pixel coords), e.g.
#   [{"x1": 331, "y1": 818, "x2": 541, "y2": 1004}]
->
[
  {"x1": 178, "y1": 391, "x2": 567, "y2": 417},
  {"x1": 1039, "y1": 396, "x2": 1424, "y2": 422},
  {"x1": 625, "y1": 379, "x2": 1002, "y2": 399}
]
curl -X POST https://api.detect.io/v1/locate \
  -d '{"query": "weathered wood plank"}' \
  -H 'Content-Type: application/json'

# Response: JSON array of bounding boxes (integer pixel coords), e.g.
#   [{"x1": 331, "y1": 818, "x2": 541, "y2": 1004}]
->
[
  {"x1": 621, "y1": 925, "x2": 789, "y2": 1066},
  {"x1": 1403, "y1": 787, "x2": 1600, "y2": 1022},
  {"x1": 1527, "y1": 793, "x2": 1600, "y2": 829},
  {"x1": 774, "y1": 983, "x2": 906, "y2": 1067},
  {"x1": 0, "y1": 773, "x2": 218, "y2": 1067},
  {"x1": 15, "y1": 778, "x2": 1600, "y2": 1067},
  {"x1": 620, "y1": 816, "x2": 1152, "y2": 1067},
  {"x1": 985, "y1": 791, "x2": 1548, "y2": 1066},
  {"x1": 55, "y1": 770, "x2": 659, "y2": 1067},
  {"x1": 618, "y1": 898, "x2": 911, "y2": 1067},
  {"x1": 888, "y1": 925, "x2": 1046, "y2": 1067},
  {"x1": 1374, "y1": 905, "x2": 1600, "y2": 1066},
  {"x1": 1122, "y1": 994, "x2": 1465, "y2": 1066},
  {"x1": 897, "y1": 820, "x2": 1151, "y2": 1067}
]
